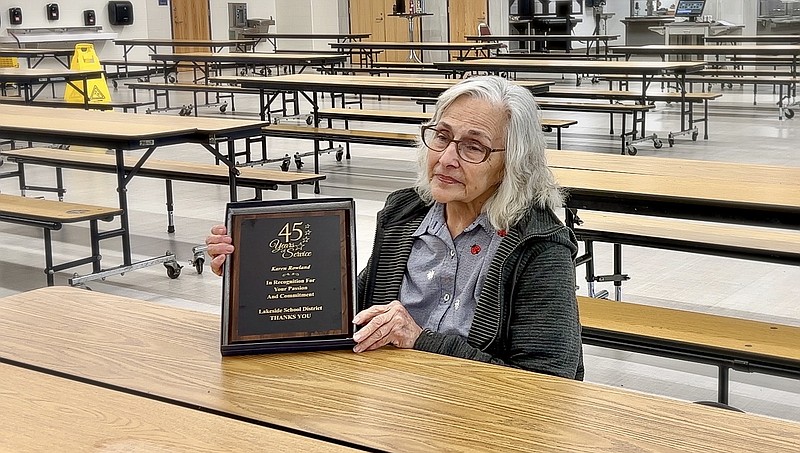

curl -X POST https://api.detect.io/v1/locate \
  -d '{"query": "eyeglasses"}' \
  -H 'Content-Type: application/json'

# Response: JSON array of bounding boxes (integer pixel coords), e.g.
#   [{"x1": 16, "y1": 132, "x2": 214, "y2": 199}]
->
[{"x1": 421, "y1": 125, "x2": 505, "y2": 164}]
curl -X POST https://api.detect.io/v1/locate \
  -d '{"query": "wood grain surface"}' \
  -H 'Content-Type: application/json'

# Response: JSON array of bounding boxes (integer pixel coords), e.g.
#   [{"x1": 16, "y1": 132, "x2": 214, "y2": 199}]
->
[
  {"x1": 0, "y1": 193, "x2": 121, "y2": 222},
  {"x1": 546, "y1": 149, "x2": 800, "y2": 184},
  {"x1": 0, "y1": 363, "x2": 356, "y2": 453},
  {"x1": 1, "y1": 286, "x2": 799, "y2": 452},
  {"x1": 574, "y1": 210, "x2": 800, "y2": 255},
  {"x1": 0, "y1": 104, "x2": 267, "y2": 139},
  {"x1": 578, "y1": 296, "x2": 800, "y2": 362},
  {"x1": 2, "y1": 148, "x2": 324, "y2": 185}
]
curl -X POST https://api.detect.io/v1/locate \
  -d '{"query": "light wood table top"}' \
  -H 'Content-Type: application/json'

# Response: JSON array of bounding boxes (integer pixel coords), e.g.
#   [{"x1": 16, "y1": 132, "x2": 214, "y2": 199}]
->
[
  {"x1": 705, "y1": 35, "x2": 800, "y2": 44},
  {"x1": 330, "y1": 41, "x2": 503, "y2": 51},
  {"x1": 579, "y1": 296, "x2": 800, "y2": 364},
  {"x1": 1, "y1": 286, "x2": 799, "y2": 453},
  {"x1": 243, "y1": 32, "x2": 371, "y2": 40},
  {"x1": 551, "y1": 166, "x2": 800, "y2": 220},
  {"x1": 546, "y1": 149, "x2": 800, "y2": 184},
  {"x1": 0, "y1": 363, "x2": 354, "y2": 453},
  {"x1": 0, "y1": 48, "x2": 74, "y2": 57},
  {"x1": 0, "y1": 67, "x2": 104, "y2": 82},
  {"x1": 434, "y1": 58, "x2": 706, "y2": 74},
  {"x1": 0, "y1": 193, "x2": 121, "y2": 223},
  {"x1": 114, "y1": 38, "x2": 257, "y2": 47},
  {"x1": 465, "y1": 34, "x2": 619, "y2": 41},
  {"x1": 611, "y1": 44, "x2": 800, "y2": 56},
  {"x1": 217, "y1": 73, "x2": 553, "y2": 98},
  {"x1": 0, "y1": 104, "x2": 267, "y2": 144},
  {"x1": 149, "y1": 51, "x2": 348, "y2": 65}
]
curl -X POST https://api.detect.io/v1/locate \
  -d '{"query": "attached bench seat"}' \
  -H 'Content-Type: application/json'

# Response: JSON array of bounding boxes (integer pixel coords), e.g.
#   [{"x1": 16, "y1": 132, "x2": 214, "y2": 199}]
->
[
  {"x1": 540, "y1": 87, "x2": 722, "y2": 104},
  {"x1": 579, "y1": 295, "x2": 800, "y2": 405},
  {"x1": 126, "y1": 81, "x2": 263, "y2": 116},
  {"x1": 1, "y1": 147, "x2": 324, "y2": 231},
  {"x1": 540, "y1": 88, "x2": 720, "y2": 142},
  {"x1": 0, "y1": 193, "x2": 122, "y2": 285},
  {"x1": 535, "y1": 100, "x2": 655, "y2": 154},
  {"x1": 601, "y1": 74, "x2": 798, "y2": 116},
  {"x1": 261, "y1": 124, "x2": 418, "y2": 148},
  {"x1": 571, "y1": 210, "x2": 800, "y2": 299},
  {"x1": 321, "y1": 66, "x2": 446, "y2": 77},
  {"x1": 317, "y1": 107, "x2": 577, "y2": 149},
  {"x1": 0, "y1": 94, "x2": 152, "y2": 113},
  {"x1": 101, "y1": 59, "x2": 176, "y2": 88}
]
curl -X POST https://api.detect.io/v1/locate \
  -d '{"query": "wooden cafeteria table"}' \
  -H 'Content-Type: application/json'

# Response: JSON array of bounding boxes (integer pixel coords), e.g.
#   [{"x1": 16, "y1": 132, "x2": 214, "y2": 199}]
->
[
  {"x1": 0, "y1": 104, "x2": 267, "y2": 284},
  {"x1": 464, "y1": 34, "x2": 619, "y2": 56},
  {"x1": 149, "y1": 51, "x2": 348, "y2": 83},
  {"x1": 242, "y1": 32, "x2": 371, "y2": 51},
  {"x1": 547, "y1": 156, "x2": 800, "y2": 231},
  {"x1": 705, "y1": 35, "x2": 800, "y2": 44},
  {"x1": 329, "y1": 41, "x2": 504, "y2": 63},
  {"x1": 1, "y1": 286, "x2": 799, "y2": 452},
  {"x1": 113, "y1": 38, "x2": 258, "y2": 60},
  {"x1": 610, "y1": 44, "x2": 800, "y2": 74},
  {"x1": 435, "y1": 58, "x2": 705, "y2": 135},
  {"x1": 0, "y1": 47, "x2": 74, "y2": 68},
  {"x1": 213, "y1": 73, "x2": 552, "y2": 189},
  {"x1": 1, "y1": 363, "x2": 355, "y2": 452},
  {"x1": 0, "y1": 67, "x2": 105, "y2": 107}
]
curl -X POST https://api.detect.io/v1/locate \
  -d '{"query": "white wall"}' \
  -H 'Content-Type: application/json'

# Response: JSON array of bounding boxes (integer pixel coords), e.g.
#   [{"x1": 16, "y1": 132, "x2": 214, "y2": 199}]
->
[{"x1": 0, "y1": 0, "x2": 149, "y2": 59}]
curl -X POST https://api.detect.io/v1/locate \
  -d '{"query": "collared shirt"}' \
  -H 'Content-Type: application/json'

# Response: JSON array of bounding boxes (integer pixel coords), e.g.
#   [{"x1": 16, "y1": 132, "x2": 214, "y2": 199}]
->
[{"x1": 399, "y1": 203, "x2": 504, "y2": 338}]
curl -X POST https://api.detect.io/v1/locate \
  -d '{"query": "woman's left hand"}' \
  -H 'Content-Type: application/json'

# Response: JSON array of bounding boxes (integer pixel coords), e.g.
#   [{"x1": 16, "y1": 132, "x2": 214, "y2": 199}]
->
[{"x1": 352, "y1": 300, "x2": 423, "y2": 353}]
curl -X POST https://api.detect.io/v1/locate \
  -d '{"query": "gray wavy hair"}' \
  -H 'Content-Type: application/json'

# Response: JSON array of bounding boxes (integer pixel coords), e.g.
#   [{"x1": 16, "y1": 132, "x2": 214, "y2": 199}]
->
[{"x1": 414, "y1": 75, "x2": 564, "y2": 230}]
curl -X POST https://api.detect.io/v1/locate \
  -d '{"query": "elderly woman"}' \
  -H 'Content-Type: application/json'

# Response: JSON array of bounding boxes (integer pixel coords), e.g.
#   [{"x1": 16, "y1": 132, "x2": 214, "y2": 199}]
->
[{"x1": 207, "y1": 75, "x2": 583, "y2": 380}]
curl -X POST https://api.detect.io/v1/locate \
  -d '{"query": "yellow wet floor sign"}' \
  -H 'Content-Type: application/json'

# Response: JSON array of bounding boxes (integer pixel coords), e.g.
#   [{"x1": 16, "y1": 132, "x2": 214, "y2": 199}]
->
[{"x1": 64, "y1": 43, "x2": 112, "y2": 104}]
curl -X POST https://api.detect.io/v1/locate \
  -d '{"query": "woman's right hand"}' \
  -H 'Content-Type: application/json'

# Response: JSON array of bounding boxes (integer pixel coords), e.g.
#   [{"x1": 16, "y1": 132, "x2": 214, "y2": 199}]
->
[{"x1": 205, "y1": 224, "x2": 234, "y2": 276}]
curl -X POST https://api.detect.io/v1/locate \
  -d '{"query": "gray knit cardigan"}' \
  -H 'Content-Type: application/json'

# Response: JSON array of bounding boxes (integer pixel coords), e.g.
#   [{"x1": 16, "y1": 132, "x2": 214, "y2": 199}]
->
[{"x1": 357, "y1": 188, "x2": 585, "y2": 380}]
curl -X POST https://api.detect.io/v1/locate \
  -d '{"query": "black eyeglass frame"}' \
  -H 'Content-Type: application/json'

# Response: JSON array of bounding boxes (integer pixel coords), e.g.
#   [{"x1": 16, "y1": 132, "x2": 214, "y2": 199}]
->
[{"x1": 420, "y1": 125, "x2": 505, "y2": 164}]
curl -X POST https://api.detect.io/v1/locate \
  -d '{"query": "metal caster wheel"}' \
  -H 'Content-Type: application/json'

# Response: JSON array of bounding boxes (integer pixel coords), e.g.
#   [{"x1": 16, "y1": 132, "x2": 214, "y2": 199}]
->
[
  {"x1": 165, "y1": 262, "x2": 182, "y2": 279},
  {"x1": 293, "y1": 153, "x2": 304, "y2": 170},
  {"x1": 112, "y1": 80, "x2": 118, "y2": 90},
  {"x1": 168, "y1": 75, "x2": 177, "y2": 83},
  {"x1": 785, "y1": 109, "x2": 795, "y2": 119},
  {"x1": 219, "y1": 103, "x2": 228, "y2": 113},
  {"x1": 335, "y1": 149, "x2": 344, "y2": 162},
  {"x1": 541, "y1": 125, "x2": 553, "y2": 133},
  {"x1": 259, "y1": 68, "x2": 267, "y2": 76},
  {"x1": 178, "y1": 106, "x2": 188, "y2": 116},
  {"x1": 189, "y1": 245, "x2": 207, "y2": 275},
  {"x1": 280, "y1": 155, "x2": 291, "y2": 172},
  {"x1": 305, "y1": 115, "x2": 313, "y2": 125},
  {"x1": 653, "y1": 139, "x2": 663, "y2": 149},
  {"x1": 194, "y1": 257, "x2": 204, "y2": 274},
  {"x1": 668, "y1": 133, "x2": 675, "y2": 147},
  {"x1": 626, "y1": 145, "x2": 638, "y2": 156},
  {"x1": 692, "y1": 130, "x2": 699, "y2": 141}
]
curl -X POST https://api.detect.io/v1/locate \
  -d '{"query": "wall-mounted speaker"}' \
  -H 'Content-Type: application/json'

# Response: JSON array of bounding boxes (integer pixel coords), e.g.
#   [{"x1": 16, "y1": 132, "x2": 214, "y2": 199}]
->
[
  {"x1": 108, "y1": 1, "x2": 134, "y2": 26},
  {"x1": 46, "y1": 3, "x2": 59, "y2": 21},
  {"x1": 9, "y1": 8, "x2": 22, "y2": 25},
  {"x1": 84, "y1": 9, "x2": 96, "y2": 26}
]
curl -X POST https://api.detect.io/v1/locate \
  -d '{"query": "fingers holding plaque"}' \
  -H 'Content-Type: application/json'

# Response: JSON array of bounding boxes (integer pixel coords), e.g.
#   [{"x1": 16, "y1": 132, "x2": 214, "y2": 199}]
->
[{"x1": 221, "y1": 198, "x2": 357, "y2": 355}]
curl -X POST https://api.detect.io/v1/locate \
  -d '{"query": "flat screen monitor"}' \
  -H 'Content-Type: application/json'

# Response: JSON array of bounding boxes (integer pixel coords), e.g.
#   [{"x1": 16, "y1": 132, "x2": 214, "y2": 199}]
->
[{"x1": 674, "y1": 0, "x2": 706, "y2": 21}]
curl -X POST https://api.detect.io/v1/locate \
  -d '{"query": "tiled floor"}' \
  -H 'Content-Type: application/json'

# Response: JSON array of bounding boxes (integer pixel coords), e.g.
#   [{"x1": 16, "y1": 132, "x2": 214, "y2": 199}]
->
[{"x1": 1, "y1": 71, "x2": 798, "y2": 421}]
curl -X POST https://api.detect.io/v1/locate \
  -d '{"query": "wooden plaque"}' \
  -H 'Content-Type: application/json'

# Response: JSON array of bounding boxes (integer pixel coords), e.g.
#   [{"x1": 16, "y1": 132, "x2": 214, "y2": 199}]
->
[{"x1": 221, "y1": 198, "x2": 356, "y2": 355}]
